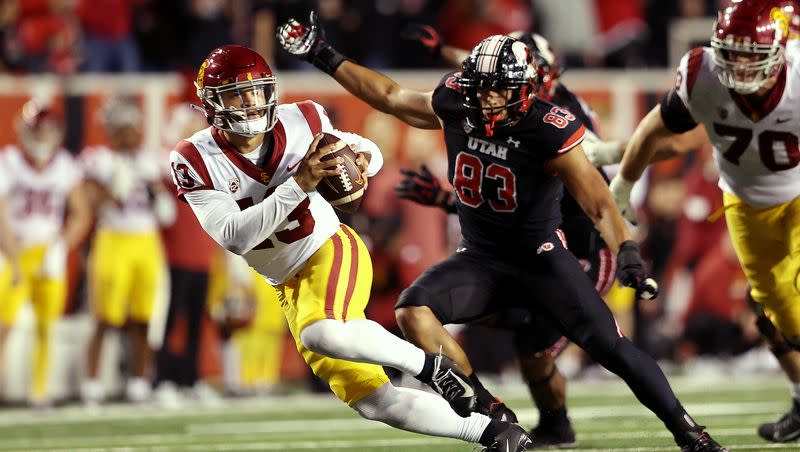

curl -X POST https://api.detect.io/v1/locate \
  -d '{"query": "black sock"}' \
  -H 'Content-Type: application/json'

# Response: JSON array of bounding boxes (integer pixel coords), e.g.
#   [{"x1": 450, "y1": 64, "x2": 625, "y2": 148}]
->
[
  {"x1": 539, "y1": 405, "x2": 569, "y2": 425},
  {"x1": 667, "y1": 405, "x2": 705, "y2": 446},
  {"x1": 470, "y1": 373, "x2": 497, "y2": 408},
  {"x1": 479, "y1": 419, "x2": 507, "y2": 446},
  {"x1": 415, "y1": 353, "x2": 435, "y2": 383}
]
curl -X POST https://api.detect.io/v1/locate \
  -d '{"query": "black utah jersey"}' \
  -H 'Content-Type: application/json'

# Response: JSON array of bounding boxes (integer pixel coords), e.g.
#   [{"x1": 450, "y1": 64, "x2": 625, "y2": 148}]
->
[{"x1": 432, "y1": 71, "x2": 586, "y2": 254}]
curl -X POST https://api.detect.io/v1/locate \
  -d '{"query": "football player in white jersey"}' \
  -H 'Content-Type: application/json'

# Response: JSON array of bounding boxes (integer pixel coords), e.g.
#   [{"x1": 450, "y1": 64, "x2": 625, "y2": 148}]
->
[
  {"x1": 81, "y1": 97, "x2": 175, "y2": 406},
  {"x1": 0, "y1": 101, "x2": 92, "y2": 406},
  {"x1": 609, "y1": 0, "x2": 800, "y2": 443},
  {"x1": 170, "y1": 45, "x2": 531, "y2": 451}
]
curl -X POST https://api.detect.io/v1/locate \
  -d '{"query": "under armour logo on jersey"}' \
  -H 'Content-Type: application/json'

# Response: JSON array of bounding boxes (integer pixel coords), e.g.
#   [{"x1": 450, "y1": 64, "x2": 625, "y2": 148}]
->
[
  {"x1": 506, "y1": 136, "x2": 520, "y2": 148},
  {"x1": 536, "y1": 242, "x2": 554, "y2": 254},
  {"x1": 456, "y1": 247, "x2": 467, "y2": 253},
  {"x1": 228, "y1": 177, "x2": 240, "y2": 194}
]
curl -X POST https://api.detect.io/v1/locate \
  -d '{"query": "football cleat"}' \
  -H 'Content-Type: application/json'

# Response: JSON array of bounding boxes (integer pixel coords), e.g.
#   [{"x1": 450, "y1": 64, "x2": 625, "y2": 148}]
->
[
  {"x1": 758, "y1": 401, "x2": 800, "y2": 442},
  {"x1": 680, "y1": 431, "x2": 728, "y2": 452},
  {"x1": 479, "y1": 397, "x2": 518, "y2": 423},
  {"x1": 428, "y1": 352, "x2": 477, "y2": 417},
  {"x1": 529, "y1": 419, "x2": 577, "y2": 449},
  {"x1": 483, "y1": 423, "x2": 533, "y2": 452}
]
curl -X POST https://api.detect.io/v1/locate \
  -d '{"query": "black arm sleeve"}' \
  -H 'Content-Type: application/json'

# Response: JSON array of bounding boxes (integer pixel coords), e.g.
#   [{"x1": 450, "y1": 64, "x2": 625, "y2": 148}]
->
[{"x1": 659, "y1": 88, "x2": 698, "y2": 134}]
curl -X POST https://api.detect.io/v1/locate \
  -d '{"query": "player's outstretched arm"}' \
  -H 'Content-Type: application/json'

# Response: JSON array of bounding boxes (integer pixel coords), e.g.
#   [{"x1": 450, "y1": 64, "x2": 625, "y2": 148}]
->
[{"x1": 277, "y1": 12, "x2": 440, "y2": 129}]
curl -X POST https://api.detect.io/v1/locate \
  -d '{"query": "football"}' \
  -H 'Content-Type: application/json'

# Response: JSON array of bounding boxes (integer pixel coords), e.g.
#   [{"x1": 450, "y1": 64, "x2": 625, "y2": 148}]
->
[{"x1": 315, "y1": 132, "x2": 366, "y2": 213}]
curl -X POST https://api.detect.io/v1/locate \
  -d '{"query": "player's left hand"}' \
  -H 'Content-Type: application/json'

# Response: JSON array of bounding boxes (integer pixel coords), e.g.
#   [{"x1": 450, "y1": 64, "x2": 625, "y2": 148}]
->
[
  {"x1": 616, "y1": 240, "x2": 659, "y2": 300},
  {"x1": 395, "y1": 165, "x2": 448, "y2": 208},
  {"x1": 401, "y1": 24, "x2": 443, "y2": 57}
]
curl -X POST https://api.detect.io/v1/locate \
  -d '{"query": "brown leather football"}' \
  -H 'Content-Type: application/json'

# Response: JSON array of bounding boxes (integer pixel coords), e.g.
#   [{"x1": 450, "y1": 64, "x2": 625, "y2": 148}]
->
[{"x1": 315, "y1": 132, "x2": 366, "y2": 213}]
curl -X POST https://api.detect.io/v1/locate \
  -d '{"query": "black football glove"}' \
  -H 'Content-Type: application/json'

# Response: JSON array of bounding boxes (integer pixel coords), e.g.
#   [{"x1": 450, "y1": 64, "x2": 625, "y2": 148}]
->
[
  {"x1": 276, "y1": 11, "x2": 349, "y2": 75},
  {"x1": 616, "y1": 240, "x2": 659, "y2": 300},
  {"x1": 394, "y1": 165, "x2": 456, "y2": 213},
  {"x1": 400, "y1": 24, "x2": 443, "y2": 58}
]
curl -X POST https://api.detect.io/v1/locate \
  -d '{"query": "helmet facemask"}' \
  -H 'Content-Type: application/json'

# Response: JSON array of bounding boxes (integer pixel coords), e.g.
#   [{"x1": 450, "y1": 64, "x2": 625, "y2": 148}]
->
[
  {"x1": 711, "y1": 35, "x2": 785, "y2": 94},
  {"x1": 198, "y1": 77, "x2": 278, "y2": 137}
]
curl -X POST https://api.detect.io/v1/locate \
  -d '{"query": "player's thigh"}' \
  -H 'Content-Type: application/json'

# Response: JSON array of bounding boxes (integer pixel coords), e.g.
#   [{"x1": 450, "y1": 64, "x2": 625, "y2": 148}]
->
[
  {"x1": 0, "y1": 255, "x2": 35, "y2": 326},
  {"x1": 724, "y1": 195, "x2": 785, "y2": 305},
  {"x1": 396, "y1": 249, "x2": 507, "y2": 325},
  {"x1": 277, "y1": 280, "x2": 388, "y2": 406},
  {"x1": 129, "y1": 233, "x2": 167, "y2": 323},
  {"x1": 293, "y1": 225, "x2": 373, "y2": 330},
  {"x1": 89, "y1": 230, "x2": 133, "y2": 327},
  {"x1": 524, "y1": 240, "x2": 621, "y2": 349},
  {"x1": 30, "y1": 275, "x2": 67, "y2": 325}
]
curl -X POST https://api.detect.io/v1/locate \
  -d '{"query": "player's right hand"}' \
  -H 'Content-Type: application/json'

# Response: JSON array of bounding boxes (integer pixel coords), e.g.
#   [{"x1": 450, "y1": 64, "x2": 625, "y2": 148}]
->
[
  {"x1": 293, "y1": 133, "x2": 344, "y2": 192},
  {"x1": 401, "y1": 24, "x2": 443, "y2": 57},
  {"x1": 608, "y1": 175, "x2": 637, "y2": 224},
  {"x1": 276, "y1": 12, "x2": 320, "y2": 62},
  {"x1": 616, "y1": 240, "x2": 659, "y2": 300},
  {"x1": 395, "y1": 165, "x2": 449, "y2": 209}
]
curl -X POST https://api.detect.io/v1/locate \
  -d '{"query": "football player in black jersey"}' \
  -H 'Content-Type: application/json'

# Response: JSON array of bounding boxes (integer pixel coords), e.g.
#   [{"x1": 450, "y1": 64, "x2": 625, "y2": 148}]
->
[
  {"x1": 278, "y1": 13, "x2": 727, "y2": 452},
  {"x1": 395, "y1": 27, "x2": 620, "y2": 448}
]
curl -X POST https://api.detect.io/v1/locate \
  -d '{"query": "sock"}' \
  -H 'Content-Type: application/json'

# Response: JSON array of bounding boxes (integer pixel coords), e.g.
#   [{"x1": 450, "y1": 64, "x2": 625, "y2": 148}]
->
[
  {"x1": 299, "y1": 319, "x2": 427, "y2": 376},
  {"x1": 353, "y1": 383, "x2": 491, "y2": 443},
  {"x1": 666, "y1": 404, "x2": 705, "y2": 446},
  {"x1": 415, "y1": 354, "x2": 436, "y2": 383},
  {"x1": 539, "y1": 405, "x2": 568, "y2": 425},
  {"x1": 469, "y1": 373, "x2": 498, "y2": 409},
  {"x1": 478, "y1": 419, "x2": 508, "y2": 446},
  {"x1": 790, "y1": 382, "x2": 800, "y2": 404}
]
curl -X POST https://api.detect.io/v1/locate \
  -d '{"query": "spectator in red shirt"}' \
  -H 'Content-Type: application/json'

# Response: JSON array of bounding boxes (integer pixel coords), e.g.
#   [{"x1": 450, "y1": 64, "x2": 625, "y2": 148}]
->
[{"x1": 75, "y1": 0, "x2": 144, "y2": 72}]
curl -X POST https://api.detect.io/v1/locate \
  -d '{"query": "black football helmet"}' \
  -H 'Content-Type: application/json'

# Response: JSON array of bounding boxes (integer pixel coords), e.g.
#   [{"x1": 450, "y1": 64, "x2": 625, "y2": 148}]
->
[{"x1": 457, "y1": 35, "x2": 538, "y2": 136}]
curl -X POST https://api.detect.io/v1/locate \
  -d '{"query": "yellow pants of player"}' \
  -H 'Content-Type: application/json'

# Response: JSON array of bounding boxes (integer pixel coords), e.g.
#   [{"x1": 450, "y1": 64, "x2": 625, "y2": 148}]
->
[
  {"x1": 0, "y1": 245, "x2": 66, "y2": 400},
  {"x1": 89, "y1": 229, "x2": 166, "y2": 327},
  {"x1": 276, "y1": 225, "x2": 389, "y2": 406},
  {"x1": 724, "y1": 192, "x2": 800, "y2": 336}
]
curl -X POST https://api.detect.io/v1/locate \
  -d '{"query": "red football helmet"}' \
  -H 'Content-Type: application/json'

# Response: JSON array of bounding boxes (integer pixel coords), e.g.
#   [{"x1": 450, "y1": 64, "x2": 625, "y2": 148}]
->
[
  {"x1": 195, "y1": 45, "x2": 277, "y2": 137},
  {"x1": 16, "y1": 100, "x2": 63, "y2": 165},
  {"x1": 710, "y1": 0, "x2": 795, "y2": 94}
]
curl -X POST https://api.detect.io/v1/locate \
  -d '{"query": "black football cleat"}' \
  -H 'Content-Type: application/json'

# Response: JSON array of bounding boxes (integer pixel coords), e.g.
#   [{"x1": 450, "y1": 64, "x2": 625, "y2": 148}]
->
[
  {"x1": 529, "y1": 420, "x2": 577, "y2": 449},
  {"x1": 680, "y1": 431, "x2": 728, "y2": 452},
  {"x1": 427, "y1": 352, "x2": 477, "y2": 417},
  {"x1": 483, "y1": 423, "x2": 533, "y2": 452},
  {"x1": 479, "y1": 397, "x2": 518, "y2": 423},
  {"x1": 758, "y1": 401, "x2": 800, "y2": 442}
]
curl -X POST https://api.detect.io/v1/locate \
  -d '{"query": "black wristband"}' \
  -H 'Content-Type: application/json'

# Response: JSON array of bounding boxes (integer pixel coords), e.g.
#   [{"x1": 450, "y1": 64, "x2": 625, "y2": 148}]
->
[
  {"x1": 619, "y1": 240, "x2": 639, "y2": 254},
  {"x1": 310, "y1": 40, "x2": 350, "y2": 75}
]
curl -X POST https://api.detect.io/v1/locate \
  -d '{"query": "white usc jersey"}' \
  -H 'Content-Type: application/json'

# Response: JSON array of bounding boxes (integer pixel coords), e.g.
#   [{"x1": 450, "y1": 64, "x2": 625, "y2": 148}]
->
[
  {"x1": 0, "y1": 146, "x2": 82, "y2": 246},
  {"x1": 675, "y1": 46, "x2": 800, "y2": 208},
  {"x1": 170, "y1": 101, "x2": 378, "y2": 285},
  {"x1": 82, "y1": 146, "x2": 161, "y2": 232}
]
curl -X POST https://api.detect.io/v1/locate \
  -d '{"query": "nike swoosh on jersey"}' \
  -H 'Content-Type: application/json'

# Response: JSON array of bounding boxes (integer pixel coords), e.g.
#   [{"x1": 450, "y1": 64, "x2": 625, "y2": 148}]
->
[{"x1": 286, "y1": 160, "x2": 301, "y2": 172}]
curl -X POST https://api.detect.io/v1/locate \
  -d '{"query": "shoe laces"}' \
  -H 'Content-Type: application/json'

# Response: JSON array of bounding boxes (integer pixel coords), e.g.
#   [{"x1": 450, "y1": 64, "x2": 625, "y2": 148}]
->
[{"x1": 432, "y1": 368, "x2": 465, "y2": 400}]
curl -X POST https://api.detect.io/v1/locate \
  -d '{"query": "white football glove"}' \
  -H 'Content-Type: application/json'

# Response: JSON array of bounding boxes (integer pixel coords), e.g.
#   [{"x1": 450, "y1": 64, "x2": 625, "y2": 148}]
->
[
  {"x1": 276, "y1": 12, "x2": 319, "y2": 60},
  {"x1": 609, "y1": 175, "x2": 637, "y2": 224},
  {"x1": 40, "y1": 239, "x2": 67, "y2": 279},
  {"x1": 582, "y1": 131, "x2": 624, "y2": 166}
]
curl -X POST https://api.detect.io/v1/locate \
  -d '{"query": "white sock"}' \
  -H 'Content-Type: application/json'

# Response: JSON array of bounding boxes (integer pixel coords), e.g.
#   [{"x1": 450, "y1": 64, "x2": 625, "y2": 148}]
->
[
  {"x1": 300, "y1": 319, "x2": 426, "y2": 375},
  {"x1": 353, "y1": 383, "x2": 491, "y2": 442},
  {"x1": 790, "y1": 382, "x2": 800, "y2": 403}
]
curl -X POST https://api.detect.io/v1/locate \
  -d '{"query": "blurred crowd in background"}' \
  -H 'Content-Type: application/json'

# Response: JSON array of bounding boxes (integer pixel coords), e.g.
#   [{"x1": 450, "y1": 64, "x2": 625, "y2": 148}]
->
[{"x1": 0, "y1": 0, "x2": 773, "y2": 410}]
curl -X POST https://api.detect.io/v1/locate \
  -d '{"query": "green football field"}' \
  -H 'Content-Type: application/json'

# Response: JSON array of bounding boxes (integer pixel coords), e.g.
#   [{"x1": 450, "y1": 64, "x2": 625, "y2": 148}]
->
[{"x1": 2, "y1": 374, "x2": 800, "y2": 451}]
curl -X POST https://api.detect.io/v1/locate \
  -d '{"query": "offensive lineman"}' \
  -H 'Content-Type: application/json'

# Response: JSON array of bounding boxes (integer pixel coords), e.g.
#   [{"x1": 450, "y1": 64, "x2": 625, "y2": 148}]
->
[
  {"x1": 170, "y1": 44, "x2": 531, "y2": 452},
  {"x1": 609, "y1": 0, "x2": 800, "y2": 443},
  {"x1": 278, "y1": 14, "x2": 727, "y2": 452}
]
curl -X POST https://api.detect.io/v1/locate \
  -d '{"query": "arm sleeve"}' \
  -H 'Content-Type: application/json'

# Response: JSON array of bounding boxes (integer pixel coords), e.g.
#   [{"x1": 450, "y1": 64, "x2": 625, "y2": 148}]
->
[
  {"x1": 183, "y1": 177, "x2": 308, "y2": 255},
  {"x1": 660, "y1": 49, "x2": 701, "y2": 133},
  {"x1": 311, "y1": 102, "x2": 384, "y2": 176}
]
